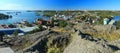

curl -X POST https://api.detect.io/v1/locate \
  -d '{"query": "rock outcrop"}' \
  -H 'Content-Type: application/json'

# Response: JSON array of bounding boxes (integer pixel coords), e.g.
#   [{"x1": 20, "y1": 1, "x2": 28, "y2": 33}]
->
[
  {"x1": 19, "y1": 31, "x2": 71, "y2": 53},
  {"x1": 75, "y1": 23, "x2": 116, "y2": 34},
  {"x1": 108, "y1": 39, "x2": 120, "y2": 51},
  {"x1": 63, "y1": 30, "x2": 113, "y2": 53},
  {"x1": 115, "y1": 50, "x2": 120, "y2": 53},
  {"x1": 93, "y1": 25, "x2": 116, "y2": 33}
]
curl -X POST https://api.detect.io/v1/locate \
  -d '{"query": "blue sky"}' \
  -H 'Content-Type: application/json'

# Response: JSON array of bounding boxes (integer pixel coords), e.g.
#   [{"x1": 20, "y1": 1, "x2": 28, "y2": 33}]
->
[{"x1": 0, "y1": 0, "x2": 120, "y2": 10}]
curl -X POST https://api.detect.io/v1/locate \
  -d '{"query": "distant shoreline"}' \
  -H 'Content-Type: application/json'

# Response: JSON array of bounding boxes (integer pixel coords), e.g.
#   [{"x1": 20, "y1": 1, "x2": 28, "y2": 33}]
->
[{"x1": 1, "y1": 10, "x2": 120, "y2": 11}]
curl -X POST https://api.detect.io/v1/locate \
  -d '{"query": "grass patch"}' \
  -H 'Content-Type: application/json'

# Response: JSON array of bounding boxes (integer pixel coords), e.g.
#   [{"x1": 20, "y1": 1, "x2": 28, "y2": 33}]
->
[
  {"x1": 84, "y1": 31, "x2": 120, "y2": 41},
  {"x1": 47, "y1": 46, "x2": 60, "y2": 53}
]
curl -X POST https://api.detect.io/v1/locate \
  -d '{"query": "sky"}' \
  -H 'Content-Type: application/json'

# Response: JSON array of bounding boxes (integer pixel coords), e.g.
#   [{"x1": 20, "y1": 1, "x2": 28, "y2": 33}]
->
[{"x1": 0, "y1": 0, "x2": 120, "y2": 10}]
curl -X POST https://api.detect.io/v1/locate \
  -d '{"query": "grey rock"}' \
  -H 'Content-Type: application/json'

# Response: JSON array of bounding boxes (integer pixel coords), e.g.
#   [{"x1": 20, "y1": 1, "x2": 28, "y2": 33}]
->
[
  {"x1": 93, "y1": 25, "x2": 116, "y2": 33},
  {"x1": 114, "y1": 50, "x2": 120, "y2": 53},
  {"x1": 63, "y1": 31, "x2": 113, "y2": 53},
  {"x1": 108, "y1": 39, "x2": 120, "y2": 49}
]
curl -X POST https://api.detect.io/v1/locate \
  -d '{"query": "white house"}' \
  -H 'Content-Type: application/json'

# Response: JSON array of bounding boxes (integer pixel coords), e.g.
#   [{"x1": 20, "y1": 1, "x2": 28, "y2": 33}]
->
[{"x1": 104, "y1": 18, "x2": 109, "y2": 25}]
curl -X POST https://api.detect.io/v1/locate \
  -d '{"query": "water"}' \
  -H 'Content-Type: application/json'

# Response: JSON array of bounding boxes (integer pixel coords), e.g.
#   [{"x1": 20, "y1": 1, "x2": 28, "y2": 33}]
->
[
  {"x1": 0, "y1": 10, "x2": 49, "y2": 25},
  {"x1": 113, "y1": 16, "x2": 120, "y2": 21}
]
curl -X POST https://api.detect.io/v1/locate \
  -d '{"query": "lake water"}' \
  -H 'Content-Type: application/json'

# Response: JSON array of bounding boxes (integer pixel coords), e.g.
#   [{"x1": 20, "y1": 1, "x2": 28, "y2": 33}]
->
[
  {"x1": 113, "y1": 16, "x2": 120, "y2": 21},
  {"x1": 0, "y1": 10, "x2": 49, "y2": 25}
]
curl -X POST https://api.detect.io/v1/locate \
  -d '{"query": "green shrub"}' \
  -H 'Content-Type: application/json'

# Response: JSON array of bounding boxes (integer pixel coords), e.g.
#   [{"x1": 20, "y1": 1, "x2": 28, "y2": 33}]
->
[
  {"x1": 29, "y1": 28, "x2": 40, "y2": 33},
  {"x1": 116, "y1": 20, "x2": 120, "y2": 29},
  {"x1": 13, "y1": 30, "x2": 18, "y2": 36},
  {"x1": 38, "y1": 24, "x2": 43, "y2": 30},
  {"x1": 25, "y1": 21, "x2": 32, "y2": 27},
  {"x1": 47, "y1": 47, "x2": 60, "y2": 53},
  {"x1": 58, "y1": 21, "x2": 68, "y2": 27}
]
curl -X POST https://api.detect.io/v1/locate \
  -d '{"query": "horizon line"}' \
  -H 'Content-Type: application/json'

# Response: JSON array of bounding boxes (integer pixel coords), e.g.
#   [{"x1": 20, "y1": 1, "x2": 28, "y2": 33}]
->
[{"x1": 1, "y1": 9, "x2": 120, "y2": 11}]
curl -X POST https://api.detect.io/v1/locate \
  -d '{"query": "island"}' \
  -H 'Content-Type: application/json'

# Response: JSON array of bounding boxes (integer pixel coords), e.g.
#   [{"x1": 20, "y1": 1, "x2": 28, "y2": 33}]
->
[{"x1": 0, "y1": 13, "x2": 12, "y2": 20}]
